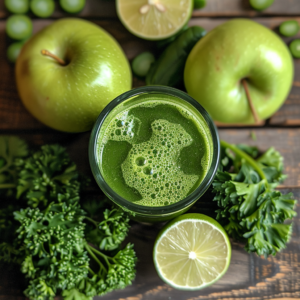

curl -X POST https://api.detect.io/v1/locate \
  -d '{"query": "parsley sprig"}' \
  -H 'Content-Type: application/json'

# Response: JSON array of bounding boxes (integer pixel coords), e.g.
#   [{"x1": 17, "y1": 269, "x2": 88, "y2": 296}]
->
[
  {"x1": 0, "y1": 137, "x2": 137, "y2": 300},
  {"x1": 213, "y1": 140, "x2": 297, "y2": 257}
]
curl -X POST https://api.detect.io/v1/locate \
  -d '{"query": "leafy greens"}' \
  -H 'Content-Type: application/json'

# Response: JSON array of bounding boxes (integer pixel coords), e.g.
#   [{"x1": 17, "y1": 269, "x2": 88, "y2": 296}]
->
[
  {"x1": 0, "y1": 137, "x2": 137, "y2": 300},
  {"x1": 213, "y1": 140, "x2": 297, "y2": 257}
]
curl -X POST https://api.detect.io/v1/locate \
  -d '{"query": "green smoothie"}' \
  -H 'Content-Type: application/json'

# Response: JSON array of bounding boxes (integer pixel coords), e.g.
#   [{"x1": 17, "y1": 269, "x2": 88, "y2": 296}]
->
[{"x1": 97, "y1": 93, "x2": 212, "y2": 207}]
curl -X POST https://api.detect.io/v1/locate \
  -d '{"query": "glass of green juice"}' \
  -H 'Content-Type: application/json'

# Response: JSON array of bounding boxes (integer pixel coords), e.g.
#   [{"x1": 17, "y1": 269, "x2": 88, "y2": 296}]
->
[{"x1": 89, "y1": 86, "x2": 220, "y2": 222}]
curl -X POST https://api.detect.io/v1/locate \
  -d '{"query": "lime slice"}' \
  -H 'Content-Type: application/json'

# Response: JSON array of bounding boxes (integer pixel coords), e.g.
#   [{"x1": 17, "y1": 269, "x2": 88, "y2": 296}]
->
[
  {"x1": 116, "y1": 0, "x2": 193, "y2": 40},
  {"x1": 153, "y1": 213, "x2": 231, "y2": 290}
]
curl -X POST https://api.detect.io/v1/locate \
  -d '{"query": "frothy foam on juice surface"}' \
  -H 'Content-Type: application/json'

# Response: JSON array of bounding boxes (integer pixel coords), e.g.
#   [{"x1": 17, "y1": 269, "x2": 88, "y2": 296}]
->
[
  {"x1": 104, "y1": 117, "x2": 199, "y2": 206},
  {"x1": 98, "y1": 96, "x2": 212, "y2": 207}
]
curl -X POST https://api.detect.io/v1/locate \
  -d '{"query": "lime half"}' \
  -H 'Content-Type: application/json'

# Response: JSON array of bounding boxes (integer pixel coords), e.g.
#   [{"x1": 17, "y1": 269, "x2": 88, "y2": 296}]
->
[
  {"x1": 116, "y1": 0, "x2": 193, "y2": 40},
  {"x1": 153, "y1": 213, "x2": 231, "y2": 290}
]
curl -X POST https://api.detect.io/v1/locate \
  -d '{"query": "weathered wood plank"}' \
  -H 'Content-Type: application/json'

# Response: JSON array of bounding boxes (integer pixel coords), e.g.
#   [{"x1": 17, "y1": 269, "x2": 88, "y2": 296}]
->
[
  {"x1": 1, "y1": 0, "x2": 300, "y2": 19},
  {"x1": 193, "y1": 0, "x2": 300, "y2": 17},
  {"x1": 219, "y1": 128, "x2": 300, "y2": 188},
  {"x1": 0, "y1": 128, "x2": 299, "y2": 189},
  {"x1": 1, "y1": 18, "x2": 300, "y2": 130},
  {"x1": 1, "y1": 188, "x2": 299, "y2": 300}
]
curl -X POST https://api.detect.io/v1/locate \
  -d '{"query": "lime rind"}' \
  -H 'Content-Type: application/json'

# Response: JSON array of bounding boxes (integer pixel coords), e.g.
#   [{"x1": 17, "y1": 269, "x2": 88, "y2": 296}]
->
[
  {"x1": 116, "y1": 0, "x2": 193, "y2": 41},
  {"x1": 153, "y1": 214, "x2": 231, "y2": 290}
]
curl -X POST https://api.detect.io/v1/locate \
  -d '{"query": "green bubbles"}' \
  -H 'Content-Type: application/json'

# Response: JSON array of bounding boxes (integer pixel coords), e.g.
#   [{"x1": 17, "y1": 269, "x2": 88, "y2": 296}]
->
[
  {"x1": 143, "y1": 167, "x2": 153, "y2": 175},
  {"x1": 121, "y1": 119, "x2": 199, "y2": 206},
  {"x1": 102, "y1": 115, "x2": 141, "y2": 143},
  {"x1": 135, "y1": 157, "x2": 147, "y2": 166}
]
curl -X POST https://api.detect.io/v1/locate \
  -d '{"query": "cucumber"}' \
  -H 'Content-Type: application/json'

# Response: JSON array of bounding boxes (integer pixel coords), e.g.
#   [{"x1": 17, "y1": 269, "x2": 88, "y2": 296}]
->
[
  {"x1": 146, "y1": 26, "x2": 206, "y2": 87},
  {"x1": 194, "y1": 0, "x2": 206, "y2": 9}
]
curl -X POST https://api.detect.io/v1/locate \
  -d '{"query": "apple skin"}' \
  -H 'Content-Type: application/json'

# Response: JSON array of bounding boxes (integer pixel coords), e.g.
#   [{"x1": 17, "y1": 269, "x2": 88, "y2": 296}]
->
[
  {"x1": 184, "y1": 19, "x2": 294, "y2": 124},
  {"x1": 16, "y1": 18, "x2": 131, "y2": 132}
]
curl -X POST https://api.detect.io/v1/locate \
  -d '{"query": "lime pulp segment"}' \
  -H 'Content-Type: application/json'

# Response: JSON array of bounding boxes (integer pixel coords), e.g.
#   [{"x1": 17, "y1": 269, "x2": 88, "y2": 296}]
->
[
  {"x1": 116, "y1": 0, "x2": 193, "y2": 40},
  {"x1": 154, "y1": 216, "x2": 231, "y2": 290}
]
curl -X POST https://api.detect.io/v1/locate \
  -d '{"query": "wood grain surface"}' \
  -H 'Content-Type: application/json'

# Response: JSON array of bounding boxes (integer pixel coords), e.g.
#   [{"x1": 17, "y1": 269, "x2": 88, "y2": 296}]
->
[
  {"x1": 0, "y1": 0, "x2": 299, "y2": 299},
  {"x1": 1, "y1": 0, "x2": 300, "y2": 18},
  {"x1": 1, "y1": 17, "x2": 300, "y2": 129}
]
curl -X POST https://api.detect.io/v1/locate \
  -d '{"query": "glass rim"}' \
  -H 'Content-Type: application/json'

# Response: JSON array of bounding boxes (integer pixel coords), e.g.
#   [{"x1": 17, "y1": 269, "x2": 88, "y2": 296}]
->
[{"x1": 89, "y1": 86, "x2": 220, "y2": 217}]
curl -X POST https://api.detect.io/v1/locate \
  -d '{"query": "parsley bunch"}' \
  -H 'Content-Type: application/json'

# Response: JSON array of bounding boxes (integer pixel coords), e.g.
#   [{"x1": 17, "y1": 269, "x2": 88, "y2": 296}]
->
[
  {"x1": 0, "y1": 137, "x2": 137, "y2": 300},
  {"x1": 213, "y1": 140, "x2": 297, "y2": 257}
]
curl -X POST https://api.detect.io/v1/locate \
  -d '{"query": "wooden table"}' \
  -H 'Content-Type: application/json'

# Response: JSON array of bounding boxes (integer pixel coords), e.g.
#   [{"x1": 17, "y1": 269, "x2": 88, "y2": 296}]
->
[{"x1": 1, "y1": 0, "x2": 300, "y2": 299}]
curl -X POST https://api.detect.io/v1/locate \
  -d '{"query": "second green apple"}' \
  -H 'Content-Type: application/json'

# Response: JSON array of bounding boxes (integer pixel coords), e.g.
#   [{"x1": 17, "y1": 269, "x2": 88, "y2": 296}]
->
[{"x1": 184, "y1": 19, "x2": 293, "y2": 124}]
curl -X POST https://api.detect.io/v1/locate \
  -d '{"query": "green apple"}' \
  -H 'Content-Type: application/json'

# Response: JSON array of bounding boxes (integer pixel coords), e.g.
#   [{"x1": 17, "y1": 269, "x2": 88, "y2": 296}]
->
[
  {"x1": 184, "y1": 19, "x2": 293, "y2": 124},
  {"x1": 16, "y1": 18, "x2": 131, "y2": 132}
]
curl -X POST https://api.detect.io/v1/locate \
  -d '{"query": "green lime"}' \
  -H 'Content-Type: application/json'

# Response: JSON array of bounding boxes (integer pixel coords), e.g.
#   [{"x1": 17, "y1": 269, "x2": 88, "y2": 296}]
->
[
  {"x1": 59, "y1": 0, "x2": 86, "y2": 14},
  {"x1": 7, "y1": 41, "x2": 24, "y2": 63},
  {"x1": 194, "y1": 0, "x2": 206, "y2": 9},
  {"x1": 132, "y1": 52, "x2": 155, "y2": 77},
  {"x1": 5, "y1": 0, "x2": 29, "y2": 14},
  {"x1": 279, "y1": 20, "x2": 299, "y2": 37},
  {"x1": 153, "y1": 213, "x2": 231, "y2": 290},
  {"x1": 30, "y1": 0, "x2": 55, "y2": 18},
  {"x1": 289, "y1": 39, "x2": 300, "y2": 58},
  {"x1": 6, "y1": 14, "x2": 33, "y2": 40},
  {"x1": 249, "y1": 0, "x2": 274, "y2": 10},
  {"x1": 116, "y1": 0, "x2": 193, "y2": 40}
]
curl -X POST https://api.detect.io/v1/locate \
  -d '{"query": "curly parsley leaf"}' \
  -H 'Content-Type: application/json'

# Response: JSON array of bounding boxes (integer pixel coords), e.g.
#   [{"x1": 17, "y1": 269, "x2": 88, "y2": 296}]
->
[
  {"x1": 213, "y1": 141, "x2": 297, "y2": 257},
  {"x1": 0, "y1": 136, "x2": 29, "y2": 196}
]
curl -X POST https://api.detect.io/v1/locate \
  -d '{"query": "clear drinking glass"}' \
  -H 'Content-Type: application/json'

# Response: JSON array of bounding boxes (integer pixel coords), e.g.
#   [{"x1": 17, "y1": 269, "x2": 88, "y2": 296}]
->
[{"x1": 89, "y1": 86, "x2": 220, "y2": 222}]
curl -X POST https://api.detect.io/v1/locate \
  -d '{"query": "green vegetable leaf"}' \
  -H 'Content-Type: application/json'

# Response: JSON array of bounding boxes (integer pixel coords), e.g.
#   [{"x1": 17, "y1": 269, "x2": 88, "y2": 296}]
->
[
  {"x1": 16, "y1": 145, "x2": 81, "y2": 207},
  {"x1": 213, "y1": 140, "x2": 297, "y2": 257},
  {"x1": 1, "y1": 139, "x2": 137, "y2": 300},
  {"x1": 0, "y1": 136, "x2": 28, "y2": 195},
  {"x1": 62, "y1": 288, "x2": 92, "y2": 300},
  {"x1": 256, "y1": 147, "x2": 287, "y2": 186}
]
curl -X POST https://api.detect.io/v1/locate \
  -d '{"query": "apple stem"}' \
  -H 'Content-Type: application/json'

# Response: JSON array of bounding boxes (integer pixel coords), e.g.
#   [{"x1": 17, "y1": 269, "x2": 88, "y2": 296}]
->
[
  {"x1": 41, "y1": 49, "x2": 66, "y2": 66},
  {"x1": 242, "y1": 79, "x2": 260, "y2": 124}
]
